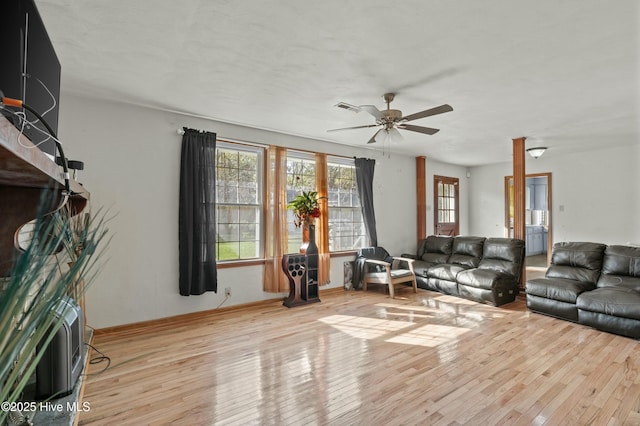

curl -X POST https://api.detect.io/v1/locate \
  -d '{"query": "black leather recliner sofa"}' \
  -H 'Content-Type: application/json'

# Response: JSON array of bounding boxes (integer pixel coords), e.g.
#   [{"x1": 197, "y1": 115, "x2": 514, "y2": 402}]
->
[
  {"x1": 403, "y1": 235, "x2": 525, "y2": 306},
  {"x1": 526, "y1": 242, "x2": 640, "y2": 339}
]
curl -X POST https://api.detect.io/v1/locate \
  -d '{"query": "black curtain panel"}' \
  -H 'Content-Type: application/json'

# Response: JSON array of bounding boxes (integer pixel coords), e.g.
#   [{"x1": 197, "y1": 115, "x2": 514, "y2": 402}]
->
[
  {"x1": 179, "y1": 128, "x2": 217, "y2": 295},
  {"x1": 355, "y1": 157, "x2": 378, "y2": 247}
]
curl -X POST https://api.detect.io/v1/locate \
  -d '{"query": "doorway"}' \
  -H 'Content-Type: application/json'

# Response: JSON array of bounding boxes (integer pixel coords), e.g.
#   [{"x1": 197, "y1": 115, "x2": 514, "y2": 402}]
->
[
  {"x1": 434, "y1": 175, "x2": 459, "y2": 236},
  {"x1": 505, "y1": 172, "x2": 552, "y2": 276}
]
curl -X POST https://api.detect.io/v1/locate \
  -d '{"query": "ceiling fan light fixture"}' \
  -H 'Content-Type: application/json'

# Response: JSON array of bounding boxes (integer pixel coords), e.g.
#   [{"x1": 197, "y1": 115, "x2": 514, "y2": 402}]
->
[
  {"x1": 375, "y1": 129, "x2": 388, "y2": 144},
  {"x1": 388, "y1": 127, "x2": 402, "y2": 143},
  {"x1": 526, "y1": 147, "x2": 547, "y2": 159}
]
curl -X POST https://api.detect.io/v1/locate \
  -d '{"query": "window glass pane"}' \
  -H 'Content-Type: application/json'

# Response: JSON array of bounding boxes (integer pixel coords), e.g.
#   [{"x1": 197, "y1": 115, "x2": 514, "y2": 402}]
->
[
  {"x1": 238, "y1": 206, "x2": 258, "y2": 223},
  {"x1": 327, "y1": 158, "x2": 366, "y2": 251},
  {"x1": 352, "y1": 190, "x2": 360, "y2": 207},
  {"x1": 218, "y1": 206, "x2": 239, "y2": 224},
  {"x1": 328, "y1": 190, "x2": 339, "y2": 204},
  {"x1": 239, "y1": 169, "x2": 256, "y2": 184},
  {"x1": 217, "y1": 223, "x2": 238, "y2": 242},
  {"x1": 215, "y1": 144, "x2": 262, "y2": 261},
  {"x1": 286, "y1": 153, "x2": 316, "y2": 250},
  {"x1": 239, "y1": 241, "x2": 259, "y2": 259},
  {"x1": 239, "y1": 224, "x2": 257, "y2": 242},
  {"x1": 238, "y1": 152, "x2": 257, "y2": 170},
  {"x1": 238, "y1": 186, "x2": 257, "y2": 204}
]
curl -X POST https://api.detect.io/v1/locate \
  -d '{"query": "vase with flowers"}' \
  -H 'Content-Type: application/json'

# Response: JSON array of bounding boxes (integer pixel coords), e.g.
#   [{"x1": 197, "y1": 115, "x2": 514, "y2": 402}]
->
[{"x1": 287, "y1": 190, "x2": 324, "y2": 253}]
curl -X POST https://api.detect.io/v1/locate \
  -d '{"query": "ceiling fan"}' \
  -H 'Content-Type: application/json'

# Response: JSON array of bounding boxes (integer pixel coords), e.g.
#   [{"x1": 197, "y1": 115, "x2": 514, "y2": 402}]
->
[{"x1": 328, "y1": 93, "x2": 453, "y2": 144}]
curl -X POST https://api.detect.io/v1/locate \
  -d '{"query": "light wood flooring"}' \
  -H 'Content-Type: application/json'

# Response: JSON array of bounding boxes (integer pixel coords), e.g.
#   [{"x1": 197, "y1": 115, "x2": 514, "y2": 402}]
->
[{"x1": 79, "y1": 288, "x2": 640, "y2": 425}]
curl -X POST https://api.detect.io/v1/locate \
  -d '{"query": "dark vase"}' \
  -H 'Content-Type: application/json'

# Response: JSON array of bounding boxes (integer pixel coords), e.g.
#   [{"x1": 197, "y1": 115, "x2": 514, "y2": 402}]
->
[
  {"x1": 305, "y1": 224, "x2": 318, "y2": 257},
  {"x1": 300, "y1": 223, "x2": 318, "y2": 254},
  {"x1": 305, "y1": 224, "x2": 319, "y2": 295}
]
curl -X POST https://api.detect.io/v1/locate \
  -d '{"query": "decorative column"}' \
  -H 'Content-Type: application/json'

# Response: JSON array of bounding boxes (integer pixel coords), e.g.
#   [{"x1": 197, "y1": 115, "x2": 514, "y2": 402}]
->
[
  {"x1": 512, "y1": 137, "x2": 526, "y2": 287},
  {"x1": 416, "y1": 156, "x2": 427, "y2": 242}
]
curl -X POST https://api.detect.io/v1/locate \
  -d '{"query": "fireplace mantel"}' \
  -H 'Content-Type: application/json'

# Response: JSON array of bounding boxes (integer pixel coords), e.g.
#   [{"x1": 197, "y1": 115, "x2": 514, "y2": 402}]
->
[{"x1": 0, "y1": 115, "x2": 89, "y2": 277}]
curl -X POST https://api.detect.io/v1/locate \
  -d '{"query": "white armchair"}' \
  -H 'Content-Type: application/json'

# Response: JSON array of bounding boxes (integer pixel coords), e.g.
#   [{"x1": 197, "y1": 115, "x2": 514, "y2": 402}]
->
[{"x1": 362, "y1": 255, "x2": 417, "y2": 299}]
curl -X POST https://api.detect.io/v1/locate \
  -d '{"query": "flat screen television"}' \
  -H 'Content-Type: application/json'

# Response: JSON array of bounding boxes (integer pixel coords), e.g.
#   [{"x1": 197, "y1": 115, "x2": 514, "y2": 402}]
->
[{"x1": 0, "y1": 0, "x2": 61, "y2": 157}]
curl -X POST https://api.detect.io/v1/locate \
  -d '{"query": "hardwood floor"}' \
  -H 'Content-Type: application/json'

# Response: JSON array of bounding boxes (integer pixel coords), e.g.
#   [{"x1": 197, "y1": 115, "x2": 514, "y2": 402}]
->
[{"x1": 79, "y1": 288, "x2": 640, "y2": 425}]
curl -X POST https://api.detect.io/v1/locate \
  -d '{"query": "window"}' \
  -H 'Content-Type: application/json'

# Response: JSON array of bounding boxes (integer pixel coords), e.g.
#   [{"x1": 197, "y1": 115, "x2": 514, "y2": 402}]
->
[
  {"x1": 216, "y1": 143, "x2": 263, "y2": 261},
  {"x1": 285, "y1": 151, "x2": 315, "y2": 253},
  {"x1": 434, "y1": 175, "x2": 459, "y2": 236},
  {"x1": 327, "y1": 157, "x2": 366, "y2": 251},
  {"x1": 215, "y1": 145, "x2": 365, "y2": 261}
]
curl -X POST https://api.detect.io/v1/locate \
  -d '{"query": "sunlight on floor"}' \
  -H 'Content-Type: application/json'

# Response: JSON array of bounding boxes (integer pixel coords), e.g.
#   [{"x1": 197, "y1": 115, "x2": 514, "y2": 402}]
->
[
  {"x1": 374, "y1": 302, "x2": 439, "y2": 313},
  {"x1": 318, "y1": 314, "x2": 412, "y2": 339},
  {"x1": 387, "y1": 324, "x2": 471, "y2": 347},
  {"x1": 431, "y1": 295, "x2": 478, "y2": 305},
  {"x1": 318, "y1": 313, "x2": 471, "y2": 348}
]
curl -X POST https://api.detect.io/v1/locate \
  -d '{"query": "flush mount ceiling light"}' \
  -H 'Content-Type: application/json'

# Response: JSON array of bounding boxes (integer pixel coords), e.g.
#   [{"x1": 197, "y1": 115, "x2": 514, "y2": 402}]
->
[{"x1": 526, "y1": 147, "x2": 547, "y2": 159}]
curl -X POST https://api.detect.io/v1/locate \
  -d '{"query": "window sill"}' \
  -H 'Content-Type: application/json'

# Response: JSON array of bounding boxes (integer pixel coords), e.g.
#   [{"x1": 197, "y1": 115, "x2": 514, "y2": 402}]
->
[
  {"x1": 217, "y1": 259, "x2": 265, "y2": 269},
  {"x1": 330, "y1": 250, "x2": 357, "y2": 258},
  {"x1": 217, "y1": 251, "x2": 357, "y2": 269}
]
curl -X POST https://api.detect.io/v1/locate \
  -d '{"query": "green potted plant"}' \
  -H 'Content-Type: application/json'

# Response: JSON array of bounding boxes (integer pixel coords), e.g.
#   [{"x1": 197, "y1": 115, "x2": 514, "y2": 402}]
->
[
  {"x1": 287, "y1": 190, "x2": 326, "y2": 253},
  {"x1": 287, "y1": 190, "x2": 323, "y2": 228}
]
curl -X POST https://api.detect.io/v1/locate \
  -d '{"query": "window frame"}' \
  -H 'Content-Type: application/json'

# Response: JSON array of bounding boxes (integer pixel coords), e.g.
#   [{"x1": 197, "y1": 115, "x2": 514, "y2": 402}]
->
[
  {"x1": 213, "y1": 143, "x2": 366, "y2": 267},
  {"x1": 215, "y1": 141, "x2": 265, "y2": 263},
  {"x1": 285, "y1": 150, "x2": 317, "y2": 254},
  {"x1": 326, "y1": 156, "x2": 367, "y2": 253}
]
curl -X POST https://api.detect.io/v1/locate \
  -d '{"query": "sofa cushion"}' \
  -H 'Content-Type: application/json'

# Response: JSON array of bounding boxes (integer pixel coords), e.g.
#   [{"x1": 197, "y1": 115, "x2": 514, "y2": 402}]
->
[
  {"x1": 449, "y1": 236, "x2": 485, "y2": 267},
  {"x1": 477, "y1": 238, "x2": 525, "y2": 280},
  {"x1": 419, "y1": 235, "x2": 453, "y2": 264},
  {"x1": 545, "y1": 242, "x2": 606, "y2": 285},
  {"x1": 577, "y1": 287, "x2": 640, "y2": 321},
  {"x1": 526, "y1": 294, "x2": 580, "y2": 322},
  {"x1": 427, "y1": 263, "x2": 469, "y2": 281},
  {"x1": 597, "y1": 245, "x2": 640, "y2": 292},
  {"x1": 526, "y1": 277, "x2": 595, "y2": 304},
  {"x1": 412, "y1": 260, "x2": 436, "y2": 277},
  {"x1": 456, "y1": 268, "x2": 517, "y2": 291}
]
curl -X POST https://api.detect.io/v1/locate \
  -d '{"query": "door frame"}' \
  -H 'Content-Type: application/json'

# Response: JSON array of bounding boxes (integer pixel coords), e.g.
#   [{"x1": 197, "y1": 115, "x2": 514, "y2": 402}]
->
[
  {"x1": 434, "y1": 175, "x2": 460, "y2": 236},
  {"x1": 504, "y1": 172, "x2": 553, "y2": 264}
]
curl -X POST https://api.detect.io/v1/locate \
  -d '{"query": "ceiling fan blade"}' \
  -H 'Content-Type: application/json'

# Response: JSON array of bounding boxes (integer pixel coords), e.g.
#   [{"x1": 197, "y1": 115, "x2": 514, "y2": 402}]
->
[
  {"x1": 401, "y1": 104, "x2": 453, "y2": 122},
  {"x1": 367, "y1": 128, "x2": 384, "y2": 144},
  {"x1": 398, "y1": 124, "x2": 440, "y2": 135},
  {"x1": 334, "y1": 102, "x2": 361, "y2": 113},
  {"x1": 327, "y1": 124, "x2": 379, "y2": 132},
  {"x1": 358, "y1": 105, "x2": 383, "y2": 121}
]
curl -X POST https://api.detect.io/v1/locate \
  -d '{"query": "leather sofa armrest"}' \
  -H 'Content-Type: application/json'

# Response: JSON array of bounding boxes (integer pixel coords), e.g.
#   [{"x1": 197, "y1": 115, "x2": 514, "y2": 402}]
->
[{"x1": 401, "y1": 253, "x2": 418, "y2": 260}]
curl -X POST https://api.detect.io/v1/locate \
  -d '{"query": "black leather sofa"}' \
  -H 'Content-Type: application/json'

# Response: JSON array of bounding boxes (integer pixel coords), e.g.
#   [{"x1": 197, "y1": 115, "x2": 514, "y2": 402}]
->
[
  {"x1": 404, "y1": 235, "x2": 525, "y2": 306},
  {"x1": 526, "y1": 242, "x2": 640, "y2": 339}
]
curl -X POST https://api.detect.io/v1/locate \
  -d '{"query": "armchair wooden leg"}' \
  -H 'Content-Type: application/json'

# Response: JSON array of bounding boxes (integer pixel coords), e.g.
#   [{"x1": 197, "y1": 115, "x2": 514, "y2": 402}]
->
[
  {"x1": 388, "y1": 282, "x2": 395, "y2": 299},
  {"x1": 412, "y1": 277, "x2": 417, "y2": 293}
]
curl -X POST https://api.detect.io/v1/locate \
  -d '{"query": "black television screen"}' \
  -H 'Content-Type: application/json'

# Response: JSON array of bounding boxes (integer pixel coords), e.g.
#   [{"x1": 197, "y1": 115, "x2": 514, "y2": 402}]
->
[{"x1": 0, "y1": 0, "x2": 61, "y2": 157}]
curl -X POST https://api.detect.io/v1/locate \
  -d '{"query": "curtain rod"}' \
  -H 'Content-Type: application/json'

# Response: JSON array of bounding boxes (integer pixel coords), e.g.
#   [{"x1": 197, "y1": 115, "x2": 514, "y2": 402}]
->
[
  {"x1": 176, "y1": 128, "x2": 357, "y2": 160},
  {"x1": 177, "y1": 128, "x2": 268, "y2": 149}
]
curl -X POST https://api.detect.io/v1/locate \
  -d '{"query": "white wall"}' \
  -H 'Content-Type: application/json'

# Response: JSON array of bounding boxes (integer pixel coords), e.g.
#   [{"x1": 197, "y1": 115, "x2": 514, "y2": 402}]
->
[
  {"x1": 57, "y1": 94, "x2": 417, "y2": 328},
  {"x1": 469, "y1": 143, "x2": 640, "y2": 245}
]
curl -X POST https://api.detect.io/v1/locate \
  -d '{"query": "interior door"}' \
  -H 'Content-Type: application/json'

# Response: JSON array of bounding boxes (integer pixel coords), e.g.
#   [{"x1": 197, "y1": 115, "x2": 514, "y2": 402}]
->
[
  {"x1": 505, "y1": 172, "x2": 552, "y2": 265},
  {"x1": 434, "y1": 175, "x2": 459, "y2": 236}
]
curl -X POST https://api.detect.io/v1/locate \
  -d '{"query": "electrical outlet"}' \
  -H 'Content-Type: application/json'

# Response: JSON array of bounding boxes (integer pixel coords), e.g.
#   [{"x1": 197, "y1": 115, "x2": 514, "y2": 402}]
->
[{"x1": 225, "y1": 287, "x2": 231, "y2": 297}]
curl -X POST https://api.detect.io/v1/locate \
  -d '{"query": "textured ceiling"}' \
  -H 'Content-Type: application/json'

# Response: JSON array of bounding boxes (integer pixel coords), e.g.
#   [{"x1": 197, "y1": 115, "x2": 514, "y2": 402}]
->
[{"x1": 37, "y1": 0, "x2": 639, "y2": 166}]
